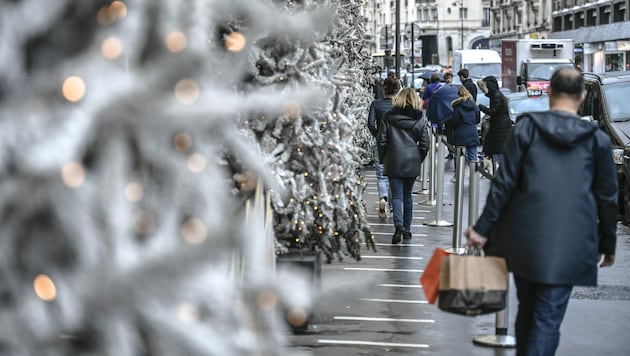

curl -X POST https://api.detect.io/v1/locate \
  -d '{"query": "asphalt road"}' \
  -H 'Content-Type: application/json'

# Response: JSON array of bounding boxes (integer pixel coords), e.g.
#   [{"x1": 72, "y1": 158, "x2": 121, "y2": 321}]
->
[{"x1": 288, "y1": 164, "x2": 630, "y2": 356}]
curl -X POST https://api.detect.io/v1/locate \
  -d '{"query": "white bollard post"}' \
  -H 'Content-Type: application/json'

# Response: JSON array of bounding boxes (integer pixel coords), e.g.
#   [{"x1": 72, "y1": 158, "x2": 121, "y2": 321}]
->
[
  {"x1": 424, "y1": 132, "x2": 452, "y2": 227},
  {"x1": 419, "y1": 125, "x2": 436, "y2": 205}
]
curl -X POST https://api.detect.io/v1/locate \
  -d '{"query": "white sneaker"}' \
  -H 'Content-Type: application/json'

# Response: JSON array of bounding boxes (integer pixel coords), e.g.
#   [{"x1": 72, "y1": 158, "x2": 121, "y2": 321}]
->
[
  {"x1": 378, "y1": 198, "x2": 388, "y2": 221},
  {"x1": 450, "y1": 176, "x2": 456, "y2": 183}
]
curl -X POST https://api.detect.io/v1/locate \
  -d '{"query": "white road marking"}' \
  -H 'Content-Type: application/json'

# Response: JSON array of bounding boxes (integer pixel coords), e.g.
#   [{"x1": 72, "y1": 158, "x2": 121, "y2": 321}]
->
[
  {"x1": 343, "y1": 267, "x2": 423, "y2": 272},
  {"x1": 374, "y1": 243, "x2": 425, "y2": 247},
  {"x1": 358, "y1": 298, "x2": 428, "y2": 304},
  {"x1": 317, "y1": 339, "x2": 430, "y2": 349},
  {"x1": 334, "y1": 316, "x2": 434, "y2": 323},
  {"x1": 366, "y1": 214, "x2": 425, "y2": 220},
  {"x1": 371, "y1": 231, "x2": 428, "y2": 237},
  {"x1": 378, "y1": 284, "x2": 423, "y2": 288},
  {"x1": 361, "y1": 255, "x2": 423, "y2": 260},
  {"x1": 369, "y1": 223, "x2": 426, "y2": 228}
]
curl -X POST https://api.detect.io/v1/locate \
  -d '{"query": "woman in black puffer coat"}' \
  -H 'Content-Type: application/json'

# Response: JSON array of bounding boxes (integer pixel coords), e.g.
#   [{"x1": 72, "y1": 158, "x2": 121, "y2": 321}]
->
[
  {"x1": 378, "y1": 88, "x2": 430, "y2": 244},
  {"x1": 478, "y1": 76, "x2": 513, "y2": 168}
]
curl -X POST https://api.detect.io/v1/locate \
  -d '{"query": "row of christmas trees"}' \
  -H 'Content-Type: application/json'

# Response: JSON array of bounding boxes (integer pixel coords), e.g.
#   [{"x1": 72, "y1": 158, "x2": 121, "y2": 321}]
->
[{"x1": 0, "y1": 0, "x2": 375, "y2": 354}]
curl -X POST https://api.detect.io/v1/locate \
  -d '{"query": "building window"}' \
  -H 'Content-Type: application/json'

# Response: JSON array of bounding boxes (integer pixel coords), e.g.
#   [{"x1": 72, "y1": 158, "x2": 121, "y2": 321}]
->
[
  {"x1": 613, "y1": 1, "x2": 626, "y2": 22},
  {"x1": 564, "y1": 14, "x2": 573, "y2": 30},
  {"x1": 587, "y1": 8, "x2": 597, "y2": 26},
  {"x1": 575, "y1": 11, "x2": 585, "y2": 29},
  {"x1": 600, "y1": 5, "x2": 611, "y2": 25},
  {"x1": 459, "y1": 7, "x2": 468, "y2": 19},
  {"x1": 553, "y1": 16, "x2": 562, "y2": 31},
  {"x1": 431, "y1": 8, "x2": 438, "y2": 21},
  {"x1": 482, "y1": 8, "x2": 490, "y2": 27},
  {"x1": 606, "y1": 53, "x2": 624, "y2": 71}
]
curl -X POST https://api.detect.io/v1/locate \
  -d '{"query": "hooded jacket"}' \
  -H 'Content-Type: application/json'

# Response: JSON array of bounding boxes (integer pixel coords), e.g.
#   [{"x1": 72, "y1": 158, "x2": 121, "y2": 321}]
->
[
  {"x1": 446, "y1": 97, "x2": 481, "y2": 147},
  {"x1": 478, "y1": 76, "x2": 512, "y2": 155},
  {"x1": 474, "y1": 111, "x2": 618, "y2": 286},
  {"x1": 377, "y1": 107, "x2": 430, "y2": 178},
  {"x1": 461, "y1": 77, "x2": 478, "y2": 102}
]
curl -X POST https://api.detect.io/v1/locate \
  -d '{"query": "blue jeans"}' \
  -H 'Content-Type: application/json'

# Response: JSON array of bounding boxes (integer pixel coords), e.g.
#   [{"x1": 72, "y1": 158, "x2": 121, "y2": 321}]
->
[
  {"x1": 389, "y1": 177, "x2": 416, "y2": 232},
  {"x1": 453, "y1": 145, "x2": 479, "y2": 170},
  {"x1": 372, "y1": 143, "x2": 390, "y2": 201},
  {"x1": 514, "y1": 276, "x2": 573, "y2": 356},
  {"x1": 492, "y1": 153, "x2": 503, "y2": 167}
]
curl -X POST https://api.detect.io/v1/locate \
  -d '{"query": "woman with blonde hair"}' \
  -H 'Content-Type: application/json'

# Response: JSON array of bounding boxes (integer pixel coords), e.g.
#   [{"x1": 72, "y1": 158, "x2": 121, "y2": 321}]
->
[
  {"x1": 377, "y1": 88, "x2": 430, "y2": 244},
  {"x1": 445, "y1": 85, "x2": 481, "y2": 168}
]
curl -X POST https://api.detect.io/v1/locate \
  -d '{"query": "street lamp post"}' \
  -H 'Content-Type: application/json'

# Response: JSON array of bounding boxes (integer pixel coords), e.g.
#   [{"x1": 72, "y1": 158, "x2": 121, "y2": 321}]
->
[
  {"x1": 453, "y1": 1, "x2": 464, "y2": 50},
  {"x1": 395, "y1": 0, "x2": 401, "y2": 79}
]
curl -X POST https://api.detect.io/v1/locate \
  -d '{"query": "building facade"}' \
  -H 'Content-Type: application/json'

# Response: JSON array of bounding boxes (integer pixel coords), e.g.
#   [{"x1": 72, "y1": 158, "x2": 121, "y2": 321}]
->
[
  {"x1": 488, "y1": 0, "x2": 552, "y2": 51},
  {"x1": 361, "y1": 0, "x2": 492, "y2": 68},
  {"x1": 549, "y1": 0, "x2": 630, "y2": 73}
]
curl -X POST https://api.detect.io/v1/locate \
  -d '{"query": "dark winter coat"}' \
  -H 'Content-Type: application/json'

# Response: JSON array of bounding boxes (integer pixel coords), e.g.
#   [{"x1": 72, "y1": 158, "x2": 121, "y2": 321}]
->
[
  {"x1": 377, "y1": 107, "x2": 430, "y2": 178},
  {"x1": 445, "y1": 98, "x2": 480, "y2": 147},
  {"x1": 474, "y1": 111, "x2": 618, "y2": 286},
  {"x1": 368, "y1": 98, "x2": 393, "y2": 138},
  {"x1": 479, "y1": 77, "x2": 512, "y2": 155},
  {"x1": 461, "y1": 78, "x2": 478, "y2": 102},
  {"x1": 373, "y1": 77, "x2": 384, "y2": 100}
]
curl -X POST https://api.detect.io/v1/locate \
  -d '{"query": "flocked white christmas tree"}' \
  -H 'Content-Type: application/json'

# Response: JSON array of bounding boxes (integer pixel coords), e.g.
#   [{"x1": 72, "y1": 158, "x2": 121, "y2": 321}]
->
[
  {"x1": 0, "y1": 0, "x2": 359, "y2": 354},
  {"x1": 239, "y1": 0, "x2": 376, "y2": 263}
]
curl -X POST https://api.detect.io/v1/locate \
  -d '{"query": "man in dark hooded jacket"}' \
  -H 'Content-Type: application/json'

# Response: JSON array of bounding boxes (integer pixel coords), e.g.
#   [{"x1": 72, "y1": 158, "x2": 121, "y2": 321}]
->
[
  {"x1": 465, "y1": 67, "x2": 618, "y2": 356},
  {"x1": 478, "y1": 75, "x2": 512, "y2": 169}
]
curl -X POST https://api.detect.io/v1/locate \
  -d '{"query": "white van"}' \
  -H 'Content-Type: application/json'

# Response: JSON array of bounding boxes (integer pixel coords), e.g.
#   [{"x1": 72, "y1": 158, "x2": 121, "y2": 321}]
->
[{"x1": 452, "y1": 49, "x2": 502, "y2": 87}]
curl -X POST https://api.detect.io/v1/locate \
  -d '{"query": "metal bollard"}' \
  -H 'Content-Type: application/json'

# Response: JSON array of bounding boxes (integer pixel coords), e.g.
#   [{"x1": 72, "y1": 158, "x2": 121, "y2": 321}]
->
[
  {"x1": 468, "y1": 159, "x2": 480, "y2": 226},
  {"x1": 424, "y1": 133, "x2": 452, "y2": 227},
  {"x1": 473, "y1": 286, "x2": 516, "y2": 348},
  {"x1": 445, "y1": 146, "x2": 465, "y2": 252},
  {"x1": 419, "y1": 125, "x2": 436, "y2": 205},
  {"x1": 419, "y1": 149, "x2": 429, "y2": 194}
]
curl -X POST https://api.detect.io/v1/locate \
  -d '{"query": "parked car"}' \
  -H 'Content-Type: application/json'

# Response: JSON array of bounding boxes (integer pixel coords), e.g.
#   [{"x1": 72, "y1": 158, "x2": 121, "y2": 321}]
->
[
  {"x1": 580, "y1": 71, "x2": 630, "y2": 223},
  {"x1": 478, "y1": 88, "x2": 522, "y2": 142},
  {"x1": 508, "y1": 90, "x2": 550, "y2": 123}
]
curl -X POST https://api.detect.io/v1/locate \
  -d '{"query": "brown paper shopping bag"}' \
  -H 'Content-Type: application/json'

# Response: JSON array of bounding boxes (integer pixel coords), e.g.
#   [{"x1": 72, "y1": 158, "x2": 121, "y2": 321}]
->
[
  {"x1": 438, "y1": 253, "x2": 508, "y2": 316},
  {"x1": 420, "y1": 248, "x2": 449, "y2": 304}
]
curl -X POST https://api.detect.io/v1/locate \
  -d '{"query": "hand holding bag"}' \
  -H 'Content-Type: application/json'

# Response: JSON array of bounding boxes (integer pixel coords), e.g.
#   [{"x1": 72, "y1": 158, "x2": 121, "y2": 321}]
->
[{"x1": 438, "y1": 248, "x2": 508, "y2": 316}]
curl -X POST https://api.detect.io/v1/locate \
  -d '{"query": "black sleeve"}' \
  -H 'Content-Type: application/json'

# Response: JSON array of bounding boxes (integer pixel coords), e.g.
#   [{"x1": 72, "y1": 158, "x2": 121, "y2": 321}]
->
[
  {"x1": 474, "y1": 119, "x2": 531, "y2": 237},
  {"x1": 415, "y1": 118, "x2": 430, "y2": 162},
  {"x1": 368, "y1": 101, "x2": 378, "y2": 137},
  {"x1": 377, "y1": 116, "x2": 389, "y2": 160},
  {"x1": 593, "y1": 130, "x2": 619, "y2": 255}
]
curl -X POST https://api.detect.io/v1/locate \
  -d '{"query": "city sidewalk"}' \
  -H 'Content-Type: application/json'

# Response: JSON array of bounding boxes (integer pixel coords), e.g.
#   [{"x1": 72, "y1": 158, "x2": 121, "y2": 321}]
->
[{"x1": 289, "y1": 164, "x2": 630, "y2": 355}]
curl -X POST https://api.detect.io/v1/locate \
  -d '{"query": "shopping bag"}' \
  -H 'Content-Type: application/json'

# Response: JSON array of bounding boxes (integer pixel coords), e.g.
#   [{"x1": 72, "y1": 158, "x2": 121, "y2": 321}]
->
[
  {"x1": 419, "y1": 248, "x2": 449, "y2": 304},
  {"x1": 438, "y1": 251, "x2": 508, "y2": 316}
]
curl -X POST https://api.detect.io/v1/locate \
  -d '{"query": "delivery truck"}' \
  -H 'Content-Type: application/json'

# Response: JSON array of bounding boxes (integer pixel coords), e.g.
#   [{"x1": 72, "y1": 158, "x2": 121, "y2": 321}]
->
[
  {"x1": 501, "y1": 39, "x2": 575, "y2": 92},
  {"x1": 452, "y1": 49, "x2": 502, "y2": 87}
]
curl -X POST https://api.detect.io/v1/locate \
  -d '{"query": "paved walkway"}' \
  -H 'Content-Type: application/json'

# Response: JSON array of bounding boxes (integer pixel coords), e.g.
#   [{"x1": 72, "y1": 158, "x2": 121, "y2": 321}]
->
[{"x1": 289, "y1": 164, "x2": 630, "y2": 355}]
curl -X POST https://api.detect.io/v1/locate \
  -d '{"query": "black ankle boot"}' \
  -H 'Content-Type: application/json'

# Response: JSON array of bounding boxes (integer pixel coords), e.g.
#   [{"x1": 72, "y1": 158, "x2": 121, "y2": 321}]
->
[
  {"x1": 391, "y1": 226, "x2": 403, "y2": 244},
  {"x1": 403, "y1": 231, "x2": 412, "y2": 240}
]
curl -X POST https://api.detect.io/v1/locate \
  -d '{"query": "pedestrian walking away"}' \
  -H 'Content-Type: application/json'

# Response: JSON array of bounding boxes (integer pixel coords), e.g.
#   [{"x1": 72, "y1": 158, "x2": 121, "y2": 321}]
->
[
  {"x1": 368, "y1": 76, "x2": 401, "y2": 220},
  {"x1": 422, "y1": 73, "x2": 443, "y2": 112},
  {"x1": 377, "y1": 87, "x2": 430, "y2": 243},
  {"x1": 457, "y1": 68, "x2": 477, "y2": 102},
  {"x1": 478, "y1": 75, "x2": 512, "y2": 169},
  {"x1": 465, "y1": 67, "x2": 618, "y2": 356},
  {"x1": 444, "y1": 86, "x2": 480, "y2": 182}
]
